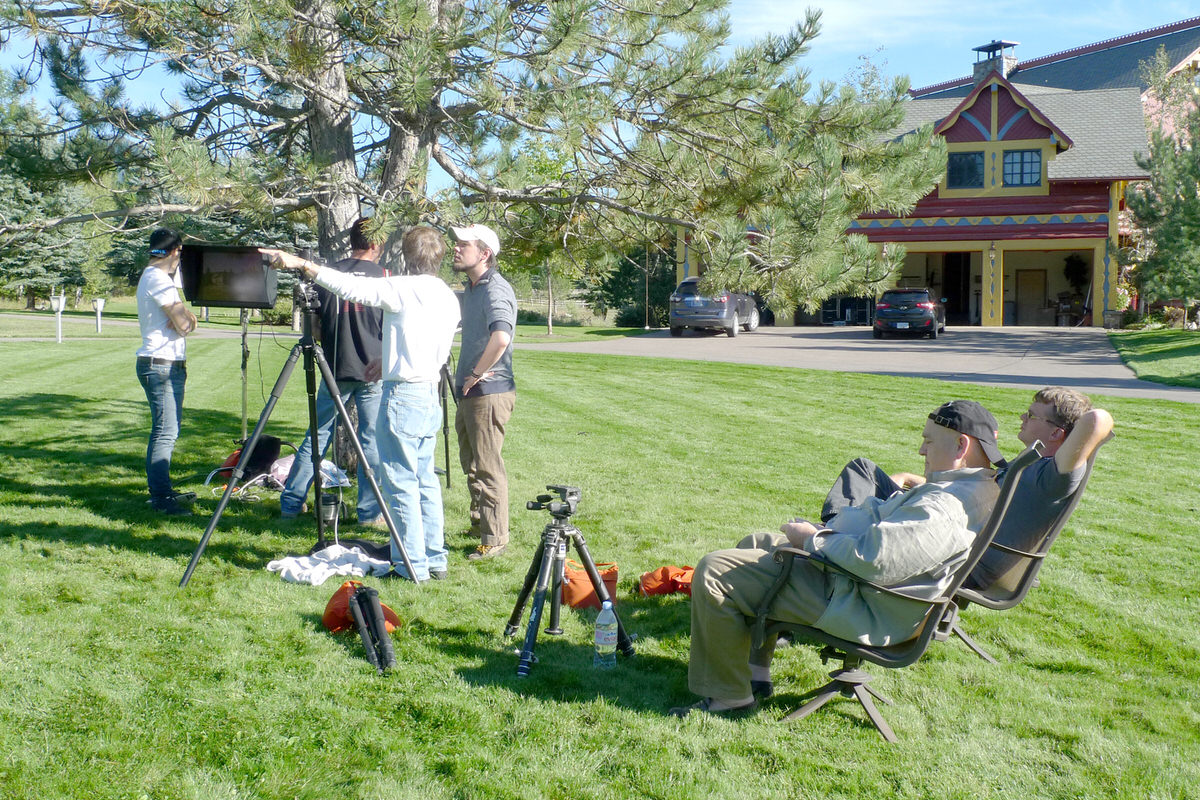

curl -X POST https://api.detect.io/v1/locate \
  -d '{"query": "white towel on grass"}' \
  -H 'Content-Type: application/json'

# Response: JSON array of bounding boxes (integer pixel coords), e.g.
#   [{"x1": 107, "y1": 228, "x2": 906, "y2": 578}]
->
[{"x1": 266, "y1": 544, "x2": 391, "y2": 585}]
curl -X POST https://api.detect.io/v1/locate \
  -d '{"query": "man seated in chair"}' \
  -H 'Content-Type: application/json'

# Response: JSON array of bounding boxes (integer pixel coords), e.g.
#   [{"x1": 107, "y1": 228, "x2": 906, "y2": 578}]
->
[
  {"x1": 820, "y1": 388, "x2": 1113, "y2": 592},
  {"x1": 673, "y1": 400, "x2": 1004, "y2": 718}
]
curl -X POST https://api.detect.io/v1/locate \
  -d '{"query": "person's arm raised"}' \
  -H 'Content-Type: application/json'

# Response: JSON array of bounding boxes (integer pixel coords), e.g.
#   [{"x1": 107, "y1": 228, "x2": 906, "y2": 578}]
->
[{"x1": 1054, "y1": 409, "x2": 1114, "y2": 474}]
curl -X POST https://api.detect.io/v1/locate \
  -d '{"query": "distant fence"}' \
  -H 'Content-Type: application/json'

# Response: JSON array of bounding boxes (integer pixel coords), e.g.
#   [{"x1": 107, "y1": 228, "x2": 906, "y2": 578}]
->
[{"x1": 515, "y1": 293, "x2": 598, "y2": 321}]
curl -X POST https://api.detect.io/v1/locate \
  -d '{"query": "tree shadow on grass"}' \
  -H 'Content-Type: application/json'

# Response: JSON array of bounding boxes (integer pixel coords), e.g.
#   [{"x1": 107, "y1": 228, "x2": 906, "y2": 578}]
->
[
  {"x1": 394, "y1": 592, "x2": 709, "y2": 714},
  {"x1": 412, "y1": 617, "x2": 689, "y2": 714},
  {"x1": 0, "y1": 392, "x2": 315, "y2": 569},
  {"x1": 0, "y1": 514, "x2": 289, "y2": 574}
]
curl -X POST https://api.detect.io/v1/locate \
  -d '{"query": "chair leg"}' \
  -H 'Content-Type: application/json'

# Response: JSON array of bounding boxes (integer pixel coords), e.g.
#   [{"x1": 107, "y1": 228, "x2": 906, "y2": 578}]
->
[
  {"x1": 860, "y1": 681, "x2": 894, "y2": 707},
  {"x1": 783, "y1": 680, "x2": 843, "y2": 722},
  {"x1": 852, "y1": 684, "x2": 897, "y2": 743},
  {"x1": 951, "y1": 621, "x2": 998, "y2": 664},
  {"x1": 782, "y1": 664, "x2": 898, "y2": 741}
]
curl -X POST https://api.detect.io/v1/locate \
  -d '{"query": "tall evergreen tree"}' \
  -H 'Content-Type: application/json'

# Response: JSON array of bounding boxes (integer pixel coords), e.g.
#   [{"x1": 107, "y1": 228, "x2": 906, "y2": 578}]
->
[
  {"x1": 0, "y1": 80, "x2": 89, "y2": 306},
  {"x1": 2, "y1": 2, "x2": 944, "y2": 309},
  {"x1": 1126, "y1": 49, "x2": 1200, "y2": 306}
]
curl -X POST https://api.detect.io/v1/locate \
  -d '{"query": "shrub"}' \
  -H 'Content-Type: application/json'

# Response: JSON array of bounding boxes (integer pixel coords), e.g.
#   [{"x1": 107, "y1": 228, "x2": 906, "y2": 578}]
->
[
  {"x1": 614, "y1": 303, "x2": 666, "y2": 328},
  {"x1": 516, "y1": 308, "x2": 547, "y2": 325}
]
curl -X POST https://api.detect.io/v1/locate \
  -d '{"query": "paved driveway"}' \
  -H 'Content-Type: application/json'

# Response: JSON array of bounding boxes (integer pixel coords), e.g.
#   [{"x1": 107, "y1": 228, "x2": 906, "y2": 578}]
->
[{"x1": 521, "y1": 325, "x2": 1200, "y2": 404}]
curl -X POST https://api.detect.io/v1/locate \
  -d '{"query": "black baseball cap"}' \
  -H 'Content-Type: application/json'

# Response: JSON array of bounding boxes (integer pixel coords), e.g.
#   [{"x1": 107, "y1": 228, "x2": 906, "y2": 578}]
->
[
  {"x1": 929, "y1": 400, "x2": 1006, "y2": 468},
  {"x1": 148, "y1": 228, "x2": 181, "y2": 257}
]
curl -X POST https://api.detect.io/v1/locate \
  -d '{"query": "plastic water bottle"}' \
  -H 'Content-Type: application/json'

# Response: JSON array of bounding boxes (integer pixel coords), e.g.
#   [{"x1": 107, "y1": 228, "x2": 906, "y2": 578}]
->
[{"x1": 594, "y1": 601, "x2": 618, "y2": 669}]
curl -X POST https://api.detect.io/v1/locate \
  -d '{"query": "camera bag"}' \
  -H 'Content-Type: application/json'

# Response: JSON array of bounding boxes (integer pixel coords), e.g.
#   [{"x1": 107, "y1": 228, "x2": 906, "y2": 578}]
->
[
  {"x1": 322, "y1": 579, "x2": 401, "y2": 634},
  {"x1": 561, "y1": 560, "x2": 618, "y2": 609}
]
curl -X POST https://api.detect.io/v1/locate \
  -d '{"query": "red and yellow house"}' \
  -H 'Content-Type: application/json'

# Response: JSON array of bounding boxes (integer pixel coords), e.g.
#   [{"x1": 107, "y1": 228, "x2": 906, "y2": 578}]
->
[
  {"x1": 858, "y1": 17, "x2": 1200, "y2": 327},
  {"x1": 854, "y1": 45, "x2": 1149, "y2": 327}
]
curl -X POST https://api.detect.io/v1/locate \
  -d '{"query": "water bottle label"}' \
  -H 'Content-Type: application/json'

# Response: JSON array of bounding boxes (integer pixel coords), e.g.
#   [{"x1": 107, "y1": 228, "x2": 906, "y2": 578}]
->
[{"x1": 596, "y1": 629, "x2": 618, "y2": 647}]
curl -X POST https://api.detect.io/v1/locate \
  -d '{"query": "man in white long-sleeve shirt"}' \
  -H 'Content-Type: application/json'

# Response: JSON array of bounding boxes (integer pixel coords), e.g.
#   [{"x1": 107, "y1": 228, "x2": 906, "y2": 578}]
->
[
  {"x1": 673, "y1": 400, "x2": 1003, "y2": 718},
  {"x1": 266, "y1": 227, "x2": 461, "y2": 581}
]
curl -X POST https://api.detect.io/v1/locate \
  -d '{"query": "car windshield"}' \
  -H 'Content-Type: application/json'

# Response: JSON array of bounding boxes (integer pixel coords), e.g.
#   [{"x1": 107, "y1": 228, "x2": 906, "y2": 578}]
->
[{"x1": 882, "y1": 291, "x2": 930, "y2": 304}]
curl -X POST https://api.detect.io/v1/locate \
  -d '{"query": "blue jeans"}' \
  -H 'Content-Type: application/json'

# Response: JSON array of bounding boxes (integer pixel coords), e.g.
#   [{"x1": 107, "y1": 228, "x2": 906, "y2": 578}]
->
[
  {"x1": 136, "y1": 358, "x2": 186, "y2": 501},
  {"x1": 377, "y1": 381, "x2": 444, "y2": 579},
  {"x1": 281, "y1": 379, "x2": 383, "y2": 520}
]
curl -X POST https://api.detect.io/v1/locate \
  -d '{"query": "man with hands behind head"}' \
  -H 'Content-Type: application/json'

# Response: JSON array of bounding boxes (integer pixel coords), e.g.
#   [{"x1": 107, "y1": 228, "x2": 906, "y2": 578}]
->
[{"x1": 815, "y1": 387, "x2": 1114, "y2": 591}]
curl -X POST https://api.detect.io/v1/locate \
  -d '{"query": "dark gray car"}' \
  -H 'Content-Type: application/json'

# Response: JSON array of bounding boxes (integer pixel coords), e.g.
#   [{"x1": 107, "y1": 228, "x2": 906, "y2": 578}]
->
[
  {"x1": 872, "y1": 288, "x2": 947, "y2": 339},
  {"x1": 669, "y1": 277, "x2": 759, "y2": 337}
]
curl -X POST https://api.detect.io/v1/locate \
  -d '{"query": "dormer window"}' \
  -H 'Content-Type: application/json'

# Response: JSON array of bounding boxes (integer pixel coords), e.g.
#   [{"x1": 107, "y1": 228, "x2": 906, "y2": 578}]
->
[
  {"x1": 947, "y1": 151, "x2": 985, "y2": 188},
  {"x1": 1002, "y1": 149, "x2": 1042, "y2": 186}
]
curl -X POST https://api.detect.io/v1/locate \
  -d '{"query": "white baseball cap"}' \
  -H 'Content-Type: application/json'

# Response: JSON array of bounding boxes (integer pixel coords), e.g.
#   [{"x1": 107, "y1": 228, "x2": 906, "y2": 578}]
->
[{"x1": 451, "y1": 223, "x2": 501, "y2": 256}]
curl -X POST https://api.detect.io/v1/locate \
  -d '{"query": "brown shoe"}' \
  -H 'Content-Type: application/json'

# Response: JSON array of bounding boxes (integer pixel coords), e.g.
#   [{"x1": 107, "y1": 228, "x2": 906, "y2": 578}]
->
[
  {"x1": 668, "y1": 697, "x2": 758, "y2": 719},
  {"x1": 467, "y1": 543, "x2": 506, "y2": 561}
]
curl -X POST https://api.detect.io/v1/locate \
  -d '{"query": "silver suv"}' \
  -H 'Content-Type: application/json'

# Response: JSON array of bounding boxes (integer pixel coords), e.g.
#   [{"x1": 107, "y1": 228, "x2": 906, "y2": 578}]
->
[{"x1": 668, "y1": 277, "x2": 759, "y2": 337}]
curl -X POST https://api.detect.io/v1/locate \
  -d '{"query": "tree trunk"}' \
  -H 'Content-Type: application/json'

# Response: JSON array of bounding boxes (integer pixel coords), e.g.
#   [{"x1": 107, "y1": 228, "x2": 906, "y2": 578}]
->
[{"x1": 300, "y1": 0, "x2": 361, "y2": 260}]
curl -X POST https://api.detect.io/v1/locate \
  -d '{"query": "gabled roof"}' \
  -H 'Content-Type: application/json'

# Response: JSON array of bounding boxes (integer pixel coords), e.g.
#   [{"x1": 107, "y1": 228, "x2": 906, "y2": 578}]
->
[
  {"x1": 913, "y1": 16, "x2": 1200, "y2": 99},
  {"x1": 890, "y1": 86, "x2": 1149, "y2": 180},
  {"x1": 934, "y1": 70, "x2": 1074, "y2": 148}
]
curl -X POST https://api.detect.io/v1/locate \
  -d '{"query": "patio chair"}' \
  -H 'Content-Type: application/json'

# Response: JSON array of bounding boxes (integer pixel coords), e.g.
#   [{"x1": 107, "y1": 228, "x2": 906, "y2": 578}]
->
[
  {"x1": 946, "y1": 432, "x2": 1113, "y2": 663},
  {"x1": 749, "y1": 444, "x2": 1043, "y2": 742}
]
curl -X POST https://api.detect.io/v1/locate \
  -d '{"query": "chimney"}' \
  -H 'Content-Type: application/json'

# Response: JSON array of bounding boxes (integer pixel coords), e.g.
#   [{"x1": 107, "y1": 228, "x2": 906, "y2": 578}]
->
[{"x1": 972, "y1": 40, "x2": 1019, "y2": 83}]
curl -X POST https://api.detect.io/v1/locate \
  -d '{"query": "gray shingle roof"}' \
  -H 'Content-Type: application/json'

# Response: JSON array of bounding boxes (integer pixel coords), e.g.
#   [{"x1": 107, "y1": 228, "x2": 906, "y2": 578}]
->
[
  {"x1": 891, "y1": 86, "x2": 1149, "y2": 180},
  {"x1": 914, "y1": 23, "x2": 1200, "y2": 98}
]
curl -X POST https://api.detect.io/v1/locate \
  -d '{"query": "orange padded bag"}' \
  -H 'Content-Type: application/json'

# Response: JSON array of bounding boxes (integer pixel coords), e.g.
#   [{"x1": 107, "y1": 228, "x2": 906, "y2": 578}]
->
[
  {"x1": 322, "y1": 580, "x2": 401, "y2": 633},
  {"x1": 639, "y1": 565, "x2": 694, "y2": 597},
  {"x1": 561, "y1": 560, "x2": 618, "y2": 609}
]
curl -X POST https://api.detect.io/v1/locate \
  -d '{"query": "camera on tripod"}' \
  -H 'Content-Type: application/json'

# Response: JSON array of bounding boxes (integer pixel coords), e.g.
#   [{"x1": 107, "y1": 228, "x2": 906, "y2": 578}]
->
[
  {"x1": 292, "y1": 279, "x2": 321, "y2": 313},
  {"x1": 526, "y1": 484, "x2": 581, "y2": 520},
  {"x1": 507, "y1": 482, "x2": 634, "y2": 676}
]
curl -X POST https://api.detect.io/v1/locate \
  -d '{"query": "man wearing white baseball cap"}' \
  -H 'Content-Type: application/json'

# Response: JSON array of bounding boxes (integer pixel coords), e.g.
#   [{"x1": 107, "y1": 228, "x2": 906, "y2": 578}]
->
[{"x1": 451, "y1": 223, "x2": 517, "y2": 560}]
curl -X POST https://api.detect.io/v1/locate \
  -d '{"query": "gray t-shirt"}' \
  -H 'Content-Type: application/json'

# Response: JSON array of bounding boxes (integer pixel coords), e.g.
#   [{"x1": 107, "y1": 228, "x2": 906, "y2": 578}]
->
[
  {"x1": 968, "y1": 457, "x2": 1087, "y2": 590},
  {"x1": 456, "y1": 267, "x2": 516, "y2": 397}
]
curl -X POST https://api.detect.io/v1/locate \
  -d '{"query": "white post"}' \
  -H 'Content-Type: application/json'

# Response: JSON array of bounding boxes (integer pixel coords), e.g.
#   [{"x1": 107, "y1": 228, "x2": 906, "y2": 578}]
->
[
  {"x1": 50, "y1": 292, "x2": 67, "y2": 342},
  {"x1": 92, "y1": 297, "x2": 106, "y2": 333}
]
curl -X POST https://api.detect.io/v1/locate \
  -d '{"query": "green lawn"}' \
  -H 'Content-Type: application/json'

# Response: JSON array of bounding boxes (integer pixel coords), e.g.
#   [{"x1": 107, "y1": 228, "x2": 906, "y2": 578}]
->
[
  {"x1": 1, "y1": 333, "x2": 1197, "y2": 799},
  {"x1": 1110, "y1": 328, "x2": 1200, "y2": 389}
]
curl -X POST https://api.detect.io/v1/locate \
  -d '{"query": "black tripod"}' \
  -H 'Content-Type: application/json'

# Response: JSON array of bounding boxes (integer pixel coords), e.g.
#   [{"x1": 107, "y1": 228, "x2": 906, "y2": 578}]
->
[
  {"x1": 437, "y1": 359, "x2": 454, "y2": 488},
  {"x1": 504, "y1": 485, "x2": 635, "y2": 676},
  {"x1": 180, "y1": 281, "x2": 418, "y2": 587}
]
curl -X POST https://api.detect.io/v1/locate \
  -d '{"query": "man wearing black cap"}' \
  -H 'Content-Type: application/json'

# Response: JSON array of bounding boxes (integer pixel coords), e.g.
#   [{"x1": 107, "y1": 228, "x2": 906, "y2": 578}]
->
[
  {"x1": 673, "y1": 400, "x2": 1003, "y2": 718},
  {"x1": 819, "y1": 399, "x2": 1007, "y2": 523}
]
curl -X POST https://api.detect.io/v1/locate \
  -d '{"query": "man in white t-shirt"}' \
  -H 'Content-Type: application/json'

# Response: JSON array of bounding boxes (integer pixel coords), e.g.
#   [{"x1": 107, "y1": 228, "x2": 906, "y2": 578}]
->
[{"x1": 135, "y1": 228, "x2": 197, "y2": 515}]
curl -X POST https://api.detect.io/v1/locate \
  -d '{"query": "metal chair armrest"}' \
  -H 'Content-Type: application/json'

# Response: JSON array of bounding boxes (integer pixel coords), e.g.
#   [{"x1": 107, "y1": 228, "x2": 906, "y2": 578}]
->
[
  {"x1": 984, "y1": 541, "x2": 1049, "y2": 559},
  {"x1": 774, "y1": 547, "x2": 946, "y2": 604},
  {"x1": 751, "y1": 546, "x2": 946, "y2": 650}
]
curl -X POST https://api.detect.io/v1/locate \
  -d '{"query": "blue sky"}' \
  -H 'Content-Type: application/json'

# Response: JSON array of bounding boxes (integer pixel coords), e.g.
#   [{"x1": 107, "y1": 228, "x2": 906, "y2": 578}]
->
[
  {"x1": 726, "y1": 1, "x2": 1198, "y2": 90},
  {"x1": 4, "y1": 3, "x2": 1196, "y2": 105}
]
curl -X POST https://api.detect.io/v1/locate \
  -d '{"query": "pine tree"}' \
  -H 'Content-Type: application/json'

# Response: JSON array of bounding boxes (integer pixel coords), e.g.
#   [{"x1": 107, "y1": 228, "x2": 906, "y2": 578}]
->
[
  {"x1": 1126, "y1": 49, "x2": 1200, "y2": 308},
  {"x1": 2, "y1": 2, "x2": 944, "y2": 309},
  {"x1": 0, "y1": 81, "x2": 89, "y2": 306}
]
